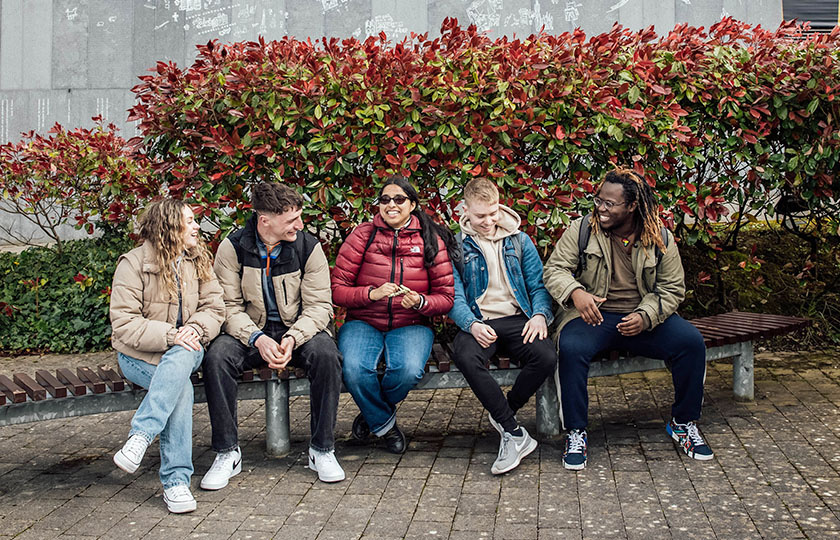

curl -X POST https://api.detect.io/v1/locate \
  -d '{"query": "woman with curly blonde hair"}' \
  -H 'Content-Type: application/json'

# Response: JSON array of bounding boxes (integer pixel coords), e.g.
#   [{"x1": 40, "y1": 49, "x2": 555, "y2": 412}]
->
[{"x1": 109, "y1": 198, "x2": 225, "y2": 513}]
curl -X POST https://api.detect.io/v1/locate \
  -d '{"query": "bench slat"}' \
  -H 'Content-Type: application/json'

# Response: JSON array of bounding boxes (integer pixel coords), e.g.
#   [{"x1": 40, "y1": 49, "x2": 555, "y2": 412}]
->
[
  {"x1": 77, "y1": 367, "x2": 106, "y2": 394},
  {"x1": 0, "y1": 375, "x2": 27, "y2": 403},
  {"x1": 35, "y1": 370, "x2": 68, "y2": 398},
  {"x1": 97, "y1": 366, "x2": 125, "y2": 392},
  {"x1": 432, "y1": 343, "x2": 450, "y2": 373},
  {"x1": 56, "y1": 368, "x2": 87, "y2": 396},
  {"x1": 13, "y1": 374, "x2": 47, "y2": 401}
]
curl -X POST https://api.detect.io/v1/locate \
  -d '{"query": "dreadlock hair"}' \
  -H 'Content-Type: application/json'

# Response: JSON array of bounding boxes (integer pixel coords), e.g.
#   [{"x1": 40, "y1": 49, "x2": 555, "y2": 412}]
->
[
  {"x1": 591, "y1": 168, "x2": 667, "y2": 253},
  {"x1": 380, "y1": 176, "x2": 459, "y2": 268},
  {"x1": 137, "y1": 199, "x2": 214, "y2": 300}
]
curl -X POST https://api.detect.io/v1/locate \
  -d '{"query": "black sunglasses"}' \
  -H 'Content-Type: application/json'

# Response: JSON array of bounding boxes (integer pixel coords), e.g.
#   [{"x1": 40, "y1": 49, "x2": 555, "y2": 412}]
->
[{"x1": 378, "y1": 195, "x2": 410, "y2": 205}]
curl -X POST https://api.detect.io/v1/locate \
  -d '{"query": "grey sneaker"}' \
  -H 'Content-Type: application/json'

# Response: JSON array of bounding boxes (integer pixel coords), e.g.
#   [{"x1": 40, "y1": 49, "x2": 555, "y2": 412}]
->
[{"x1": 491, "y1": 426, "x2": 538, "y2": 475}]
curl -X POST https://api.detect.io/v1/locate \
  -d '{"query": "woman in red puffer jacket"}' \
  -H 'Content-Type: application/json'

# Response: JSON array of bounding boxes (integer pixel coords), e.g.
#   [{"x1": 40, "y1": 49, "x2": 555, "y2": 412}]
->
[{"x1": 332, "y1": 176, "x2": 456, "y2": 453}]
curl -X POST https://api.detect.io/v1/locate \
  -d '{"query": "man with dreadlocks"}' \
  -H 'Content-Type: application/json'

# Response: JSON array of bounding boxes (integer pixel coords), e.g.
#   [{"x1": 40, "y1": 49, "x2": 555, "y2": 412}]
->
[{"x1": 544, "y1": 168, "x2": 713, "y2": 470}]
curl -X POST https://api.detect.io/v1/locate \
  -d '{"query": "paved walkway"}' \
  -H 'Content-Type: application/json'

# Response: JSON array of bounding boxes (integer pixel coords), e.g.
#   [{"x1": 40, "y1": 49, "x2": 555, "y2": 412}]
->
[{"x1": 1, "y1": 350, "x2": 839, "y2": 539}]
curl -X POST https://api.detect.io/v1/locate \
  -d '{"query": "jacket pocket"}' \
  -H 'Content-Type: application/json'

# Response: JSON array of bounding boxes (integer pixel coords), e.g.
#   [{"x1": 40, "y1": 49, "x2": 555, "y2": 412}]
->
[{"x1": 275, "y1": 272, "x2": 302, "y2": 322}]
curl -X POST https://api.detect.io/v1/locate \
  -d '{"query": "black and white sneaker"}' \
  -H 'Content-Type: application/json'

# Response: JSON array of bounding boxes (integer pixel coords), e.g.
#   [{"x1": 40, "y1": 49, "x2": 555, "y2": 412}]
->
[{"x1": 200, "y1": 447, "x2": 242, "y2": 490}]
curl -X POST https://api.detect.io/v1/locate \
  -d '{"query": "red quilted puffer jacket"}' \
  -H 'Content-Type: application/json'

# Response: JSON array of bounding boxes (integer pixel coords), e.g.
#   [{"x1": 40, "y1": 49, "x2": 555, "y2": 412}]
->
[{"x1": 331, "y1": 214, "x2": 454, "y2": 332}]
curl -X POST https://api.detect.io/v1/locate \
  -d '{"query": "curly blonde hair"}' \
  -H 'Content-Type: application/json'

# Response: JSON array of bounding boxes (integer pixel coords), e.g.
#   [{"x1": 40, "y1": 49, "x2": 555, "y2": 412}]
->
[{"x1": 137, "y1": 199, "x2": 214, "y2": 299}]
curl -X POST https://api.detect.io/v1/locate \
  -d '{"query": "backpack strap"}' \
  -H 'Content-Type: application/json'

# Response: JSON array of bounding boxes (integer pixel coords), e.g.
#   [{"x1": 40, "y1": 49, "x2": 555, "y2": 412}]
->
[
  {"x1": 577, "y1": 213, "x2": 592, "y2": 275},
  {"x1": 453, "y1": 232, "x2": 466, "y2": 277}
]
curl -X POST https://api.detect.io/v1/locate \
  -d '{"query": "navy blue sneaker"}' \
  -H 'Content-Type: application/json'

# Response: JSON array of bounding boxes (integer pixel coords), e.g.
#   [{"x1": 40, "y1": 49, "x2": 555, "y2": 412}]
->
[
  {"x1": 667, "y1": 419, "x2": 714, "y2": 460},
  {"x1": 563, "y1": 429, "x2": 587, "y2": 470}
]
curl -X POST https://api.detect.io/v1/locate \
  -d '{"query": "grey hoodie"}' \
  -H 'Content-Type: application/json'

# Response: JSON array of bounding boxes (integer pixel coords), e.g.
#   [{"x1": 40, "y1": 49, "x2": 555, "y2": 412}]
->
[{"x1": 460, "y1": 204, "x2": 522, "y2": 321}]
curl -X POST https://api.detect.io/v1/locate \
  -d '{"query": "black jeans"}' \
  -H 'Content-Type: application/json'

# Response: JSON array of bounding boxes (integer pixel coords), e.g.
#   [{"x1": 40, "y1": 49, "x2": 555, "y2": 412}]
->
[
  {"x1": 452, "y1": 314, "x2": 558, "y2": 433},
  {"x1": 202, "y1": 321, "x2": 342, "y2": 452}
]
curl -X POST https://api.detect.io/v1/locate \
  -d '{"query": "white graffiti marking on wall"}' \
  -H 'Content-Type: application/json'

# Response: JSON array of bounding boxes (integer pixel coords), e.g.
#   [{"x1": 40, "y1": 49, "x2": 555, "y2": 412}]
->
[
  {"x1": 467, "y1": 0, "x2": 503, "y2": 32},
  {"x1": 0, "y1": 99, "x2": 13, "y2": 143},
  {"x1": 364, "y1": 14, "x2": 410, "y2": 40},
  {"x1": 321, "y1": 0, "x2": 352, "y2": 13},
  {"x1": 37, "y1": 99, "x2": 50, "y2": 132},
  {"x1": 96, "y1": 97, "x2": 111, "y2": 122},
  {"x1": 65, "y1": 7, "x2": 79, "y2": 21},
  {"x1": 503, "y1": 0, "x2": 554, "y2": 32},
  {"x1": 564, "y1": 1, "x2": 582, "y2": 23}
]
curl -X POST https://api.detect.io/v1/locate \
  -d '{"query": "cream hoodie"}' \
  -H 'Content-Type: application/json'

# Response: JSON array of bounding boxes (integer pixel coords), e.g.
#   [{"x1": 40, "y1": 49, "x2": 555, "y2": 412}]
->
[{"x1": 460, "y1": 204, "x2": 522, "y2": 321}]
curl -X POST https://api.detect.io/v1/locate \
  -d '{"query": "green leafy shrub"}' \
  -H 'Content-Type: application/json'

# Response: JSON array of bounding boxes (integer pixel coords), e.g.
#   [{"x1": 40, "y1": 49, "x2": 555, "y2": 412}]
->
[{"x1": 0, "y1": 234, "x2": 134, "y2": 353}]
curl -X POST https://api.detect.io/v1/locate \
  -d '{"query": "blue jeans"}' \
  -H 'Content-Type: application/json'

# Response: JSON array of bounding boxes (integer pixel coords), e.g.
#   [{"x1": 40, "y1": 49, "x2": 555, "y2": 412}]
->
[
  {"x1": 118, "y1": 346, "x2": 203, "y2": 489},
  {"x1": 557, "y1": 312, "x2": 706, "y2": 430},
  {"x1": 339, "y1": 320, "x2": 433, "y2": 436}
]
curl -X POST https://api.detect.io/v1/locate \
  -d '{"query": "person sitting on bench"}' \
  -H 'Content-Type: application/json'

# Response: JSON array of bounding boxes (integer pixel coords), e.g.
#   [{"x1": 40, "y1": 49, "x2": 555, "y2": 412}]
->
[
  {"x1": 331, "y1": 176, "x2": 456, "y2": 454},
  {"x1": 543, "y1": 167, "x2": 713, "y2": 471},
  {"x1": 448, "y1": 178, "x2": 557, "y2": 475},
  {"x1": 110, "y1": 199, "x2": 225, "y2": 513},
  {"x1": 201, "y1": 182, "x2": 345, "y2": 487}
]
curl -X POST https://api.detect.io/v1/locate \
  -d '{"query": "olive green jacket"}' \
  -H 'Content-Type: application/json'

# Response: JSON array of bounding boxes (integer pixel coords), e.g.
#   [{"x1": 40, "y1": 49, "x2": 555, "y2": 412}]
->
[{"x1": 543, "y1": 216, "x2": 686, "y2": 340}]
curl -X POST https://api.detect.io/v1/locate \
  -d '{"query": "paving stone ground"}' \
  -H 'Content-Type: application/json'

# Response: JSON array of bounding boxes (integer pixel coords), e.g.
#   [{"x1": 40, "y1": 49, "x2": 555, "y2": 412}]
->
[{"x1": 1, "y1": 350, "x2": 839, "y2": 539}]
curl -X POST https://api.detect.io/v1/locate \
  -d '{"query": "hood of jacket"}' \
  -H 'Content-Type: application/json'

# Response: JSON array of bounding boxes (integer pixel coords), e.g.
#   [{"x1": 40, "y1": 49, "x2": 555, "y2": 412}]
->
[{"x1": 460, "y1": 203, "x2": 521, "y2": 241}]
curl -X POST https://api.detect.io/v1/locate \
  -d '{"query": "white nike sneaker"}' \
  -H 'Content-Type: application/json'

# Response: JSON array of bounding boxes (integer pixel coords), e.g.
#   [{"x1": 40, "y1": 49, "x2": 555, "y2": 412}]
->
[
  {"x1": 200, "y1": 447, "x2": 242, "y2": 490},
  {"x1": 308, "y1": 448, "x2": 346, "y2": 483},
  {"x1": 491, "y1": 426, "x2": 538, "y2": 475}
]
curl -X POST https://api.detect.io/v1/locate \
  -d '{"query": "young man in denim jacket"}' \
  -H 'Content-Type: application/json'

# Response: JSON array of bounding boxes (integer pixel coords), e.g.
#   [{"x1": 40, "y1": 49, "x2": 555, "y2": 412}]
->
[{"x1": 449, "y1": 178, "x2": 558, "y2": 475}]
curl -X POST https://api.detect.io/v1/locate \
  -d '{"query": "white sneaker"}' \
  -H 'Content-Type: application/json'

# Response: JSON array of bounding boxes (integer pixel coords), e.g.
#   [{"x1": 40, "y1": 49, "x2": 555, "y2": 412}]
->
[
  {"x1": 308, "y1": 448, "x2": 346, "y2": 483},
  {"x1": 200, "y1": 447, "x2": 242, "y2": 490},
  {"x1": 163, "y1": 484, "x2": 197, "y2": 513},
  {"x1": 114, "y1": 434, "x2": 150, "y2": 474}
]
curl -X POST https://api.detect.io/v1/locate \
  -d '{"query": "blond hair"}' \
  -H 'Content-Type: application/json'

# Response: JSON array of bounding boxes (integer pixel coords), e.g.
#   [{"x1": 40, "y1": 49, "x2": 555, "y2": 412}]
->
[
  {"x1": 137, "y1": 199, "x2": 214, "y2": 299},
  {"x1": 464, "y1": 178, "x2": 500, "y2": 205}
]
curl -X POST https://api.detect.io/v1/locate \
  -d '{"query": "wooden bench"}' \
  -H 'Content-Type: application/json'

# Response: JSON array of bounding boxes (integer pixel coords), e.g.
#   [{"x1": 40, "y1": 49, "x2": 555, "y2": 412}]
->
[{"x1": 0, "y1": 311, "x2": 809, "y2": 457}]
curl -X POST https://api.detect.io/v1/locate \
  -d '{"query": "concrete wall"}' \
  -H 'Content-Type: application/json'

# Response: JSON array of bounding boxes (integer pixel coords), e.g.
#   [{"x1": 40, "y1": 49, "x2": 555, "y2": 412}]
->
[{"x1": 0, "y1": 0, "x2": 783, "y2": 246}]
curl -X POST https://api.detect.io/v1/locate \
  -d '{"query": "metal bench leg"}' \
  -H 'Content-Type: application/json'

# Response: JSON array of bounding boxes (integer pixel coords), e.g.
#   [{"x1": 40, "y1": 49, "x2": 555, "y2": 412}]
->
[
  {"x1": 265, "y1": 379, "x2": 291, "y2": 457},
  {"x1": 732, "y1": 341, "x2": 755, "y2": 402},
  {"x1": 536, "y1": 377, "x2": 560, "y2": 437}
]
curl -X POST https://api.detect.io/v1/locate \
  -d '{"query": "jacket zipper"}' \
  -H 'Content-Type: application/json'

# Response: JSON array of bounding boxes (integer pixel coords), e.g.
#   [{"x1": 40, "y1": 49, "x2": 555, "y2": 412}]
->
[
  {"x1": 386, "y1": 230, "x2": 399, "y2": 331},
  {"x1": 282, "y1": 279, "x2": 288, "y2": 305}
]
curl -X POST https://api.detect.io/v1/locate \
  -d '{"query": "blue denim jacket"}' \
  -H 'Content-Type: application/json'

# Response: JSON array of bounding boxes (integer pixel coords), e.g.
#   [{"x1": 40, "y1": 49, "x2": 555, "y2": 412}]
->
[{"x1": 449, "y1": 231, "x2": 555, "y2": 332}]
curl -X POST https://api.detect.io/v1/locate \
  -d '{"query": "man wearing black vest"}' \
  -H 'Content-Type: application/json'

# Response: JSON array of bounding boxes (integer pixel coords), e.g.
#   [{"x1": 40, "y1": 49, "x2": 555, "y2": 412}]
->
[
  {"x1": 544, "y1": 168, "x2": 713, "y2": 471},
  {"x1": 201, "y1": 183, "x2": 344, "y2": 488}
]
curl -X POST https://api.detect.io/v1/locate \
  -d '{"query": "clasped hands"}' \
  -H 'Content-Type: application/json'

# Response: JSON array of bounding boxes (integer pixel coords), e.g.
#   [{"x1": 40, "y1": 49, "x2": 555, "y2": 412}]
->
[
  {"x1": 570, "y1": 288, "x2": 646, "y2": 336},
  {"x1": 255, "y1": 334, "x2": 296, "y2": 369},
  {"x1": 369, "y1": 282, "x2": 422, "y2": 309},
  {"x1": 470, "y1": 314, "x2": 548, "y2": 349}
]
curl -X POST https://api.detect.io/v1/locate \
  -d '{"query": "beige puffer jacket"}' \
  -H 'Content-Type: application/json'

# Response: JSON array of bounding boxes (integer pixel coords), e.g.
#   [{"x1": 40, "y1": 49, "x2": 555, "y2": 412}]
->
[{"x1": 110, "y1": 242, "x2": 225, "y2": 364}]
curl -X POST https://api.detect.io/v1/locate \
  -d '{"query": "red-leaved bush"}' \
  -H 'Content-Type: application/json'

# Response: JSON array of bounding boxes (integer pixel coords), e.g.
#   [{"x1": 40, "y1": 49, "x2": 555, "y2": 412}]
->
[
  {"x1": 0, "y1": 118, "x2": 156, "y2": 251},
  {"x1": 126, "y1": 18, "x2": 835, "y2": 259}
]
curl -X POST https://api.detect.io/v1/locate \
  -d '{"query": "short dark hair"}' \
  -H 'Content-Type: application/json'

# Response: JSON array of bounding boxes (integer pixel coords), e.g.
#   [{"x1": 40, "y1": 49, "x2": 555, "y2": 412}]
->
[{"x1": 251, "y1": 182, "x2": 303, "y2": 216}]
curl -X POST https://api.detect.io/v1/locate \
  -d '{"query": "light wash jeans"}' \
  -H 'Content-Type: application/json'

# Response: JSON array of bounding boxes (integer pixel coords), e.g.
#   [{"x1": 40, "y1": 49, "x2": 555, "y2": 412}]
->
[
  {"x1": 339, "y1": 320, "x2": 433, "y2": 436},
  {"x1": 118, "y1": 346, "x2": 203, "y2": 489}
]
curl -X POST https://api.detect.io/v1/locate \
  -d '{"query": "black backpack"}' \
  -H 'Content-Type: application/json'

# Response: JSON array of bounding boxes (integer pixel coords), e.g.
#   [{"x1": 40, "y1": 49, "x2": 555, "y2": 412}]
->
[{"x1": 576, "y1": 212, "x2": 668, "y2": 274}]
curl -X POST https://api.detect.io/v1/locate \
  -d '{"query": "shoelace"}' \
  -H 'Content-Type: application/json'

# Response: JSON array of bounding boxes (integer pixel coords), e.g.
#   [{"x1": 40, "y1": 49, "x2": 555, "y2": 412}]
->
[
  {"x1": 166, "y1": 484, "x2": 192, "y2": 500},
  {"x1": 314, "y1": 451, "x2": 339, "y2": 467},
  {"x1": 567, "y1": 431, "x2": 586, "y2": 453},
  {"x1": 210, "y1": 450, "x2": 239, "y2": 472},
  {"x1": 683, "y1": 422, "x2": 707, "y2": 447},
  {"x1": 498, "y1": 433, "x2": 513, "y2": 460},
  {"x1": 124, "y1": 436, "x2": 148, "y2": 458}
]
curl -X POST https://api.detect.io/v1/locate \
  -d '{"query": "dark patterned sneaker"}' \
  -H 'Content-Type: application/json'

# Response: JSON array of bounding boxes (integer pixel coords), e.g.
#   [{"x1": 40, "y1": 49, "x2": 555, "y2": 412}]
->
[
  {"x1": 563, "y1": 429, "x2": 587, "y2": 470},
  {"x1": 667, "y1": 419, "x2": 714, "y2": 460}
]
